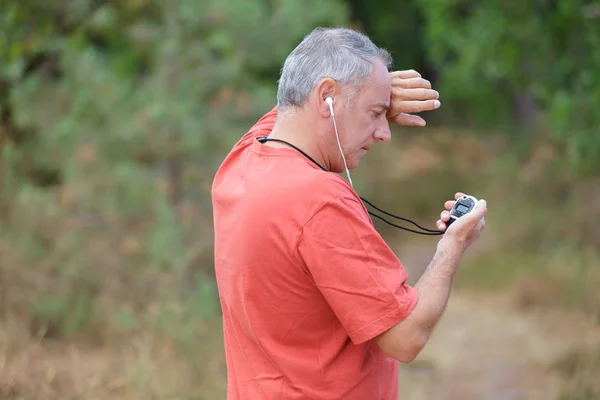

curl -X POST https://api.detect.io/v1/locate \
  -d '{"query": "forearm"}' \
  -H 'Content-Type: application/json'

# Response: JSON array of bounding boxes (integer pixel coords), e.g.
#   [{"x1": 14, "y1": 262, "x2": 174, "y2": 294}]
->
[
  {"x1": 376, "y1": 198, "x2": 486, "y2": 363},
  {"x1": 411, "y1": 238, "x2": 465, "y2": 336},
  {"x1": 375, "y1": 237, "x2": 465, "y2": 362}
]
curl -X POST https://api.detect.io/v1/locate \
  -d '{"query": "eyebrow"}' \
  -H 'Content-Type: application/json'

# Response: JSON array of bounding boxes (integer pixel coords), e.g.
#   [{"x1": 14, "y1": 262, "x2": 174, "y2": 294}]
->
[{"x1": 374, "y1": 102, "x2": 390, "y2": 111}]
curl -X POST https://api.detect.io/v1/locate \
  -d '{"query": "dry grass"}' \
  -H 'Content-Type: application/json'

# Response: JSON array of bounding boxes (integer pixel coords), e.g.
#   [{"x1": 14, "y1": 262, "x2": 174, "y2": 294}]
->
[
  {"x1": 553, "y1": 348, "x2": 600, "y2": 399},
  {"x1": 0, "y1": 312, "x2": 227, "y2": 400}
]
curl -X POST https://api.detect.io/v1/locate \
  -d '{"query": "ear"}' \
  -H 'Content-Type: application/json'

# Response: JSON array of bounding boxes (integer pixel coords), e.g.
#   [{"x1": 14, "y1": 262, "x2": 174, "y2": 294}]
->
[{"x1": 315, "y1": 78, "x2": 337, "y2": 118}]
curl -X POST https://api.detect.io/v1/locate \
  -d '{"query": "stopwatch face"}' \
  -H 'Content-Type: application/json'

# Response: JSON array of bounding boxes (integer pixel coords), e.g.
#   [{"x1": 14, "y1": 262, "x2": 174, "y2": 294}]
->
[
  {"x1": 451, "y1": 196, "x2": 476, "y2": 217},
  {"x1": 454, "y1": 202, "x2": 472, "y2": 216}
]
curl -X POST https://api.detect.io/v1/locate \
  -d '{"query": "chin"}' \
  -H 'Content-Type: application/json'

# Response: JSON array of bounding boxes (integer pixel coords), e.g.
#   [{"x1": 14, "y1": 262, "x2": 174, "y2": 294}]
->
[
  {"x1": 334, "y1": 157, "x2": 360, "y2": 172},
  {"x1": 346, "y1": 159, "x2": 360, "y2": 170}
]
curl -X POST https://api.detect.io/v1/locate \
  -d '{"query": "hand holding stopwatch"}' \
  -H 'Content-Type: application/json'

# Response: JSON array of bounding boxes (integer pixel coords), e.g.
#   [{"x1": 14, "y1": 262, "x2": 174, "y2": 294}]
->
[{"x1": 446, "y1": 195, "x2": 478, "y2": 227}]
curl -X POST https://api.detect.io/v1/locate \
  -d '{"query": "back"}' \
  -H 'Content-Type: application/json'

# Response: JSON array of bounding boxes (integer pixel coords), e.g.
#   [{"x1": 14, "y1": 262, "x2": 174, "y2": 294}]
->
[{"x1": 211, "y1": 107, "x2": 418, "y2": 399}]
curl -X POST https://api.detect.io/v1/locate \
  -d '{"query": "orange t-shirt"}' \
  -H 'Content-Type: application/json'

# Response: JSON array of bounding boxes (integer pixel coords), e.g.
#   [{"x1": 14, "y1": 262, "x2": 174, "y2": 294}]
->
[{"x1": 211, "y1": 106, "x2": 418, "y2": 399}]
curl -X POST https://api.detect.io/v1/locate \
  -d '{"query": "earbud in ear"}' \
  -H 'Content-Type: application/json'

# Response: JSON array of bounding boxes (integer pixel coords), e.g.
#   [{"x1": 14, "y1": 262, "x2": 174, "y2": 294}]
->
[{"x1": 325, "y1": 97, "x2": 335, "y2": 117}]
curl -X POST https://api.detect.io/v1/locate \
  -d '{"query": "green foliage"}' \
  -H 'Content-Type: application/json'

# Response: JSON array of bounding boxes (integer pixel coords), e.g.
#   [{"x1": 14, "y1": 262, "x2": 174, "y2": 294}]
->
[
  {"x1": 417, "y1": 0, "x2": 600, "y2": 175},
  {"x1": 347, "y1": 0, "x2": 426, "y2": 70},
  {"x1": 154, "y1": 277, "x2": 219, "y2": 345},
  {"x1": 32, "y1": 290, "x2": 95, "y2": 338},
  {"x1": 0, "y1": 0, "x2": 349, "y2": 344},
  {"x1": 147, "y1": 195, "x2": 187, "y2": 271}
]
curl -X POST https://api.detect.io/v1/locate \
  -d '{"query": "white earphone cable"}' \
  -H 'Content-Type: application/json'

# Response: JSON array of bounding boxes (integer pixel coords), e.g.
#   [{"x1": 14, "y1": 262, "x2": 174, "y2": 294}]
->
[
  {"x1": 326, "y1": 98, "x2": 353, "y2": 187},
  {"x1": 331, "y1": 114, "x2": 353, "y2": 187}
]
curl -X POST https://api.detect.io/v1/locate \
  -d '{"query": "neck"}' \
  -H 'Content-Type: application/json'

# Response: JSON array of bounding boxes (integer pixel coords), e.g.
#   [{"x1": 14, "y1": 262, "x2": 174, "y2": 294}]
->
[{"x1": 267, "y1": 107, "x2": 331, "y2": 171}]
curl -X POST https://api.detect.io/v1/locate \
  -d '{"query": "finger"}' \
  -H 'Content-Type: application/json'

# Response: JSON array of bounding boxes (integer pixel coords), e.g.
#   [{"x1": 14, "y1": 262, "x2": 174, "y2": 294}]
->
[
  {"x1": 388, "y1": 113, "x2": 426, "y2": 126},
  {"x1": 436, "y1": 219, "x2": 447, "y2": 231},
  {"x1": 391, "y1": 88, "x2": 439, "y2": 101},
  {"x1": 444, "y1": 200, "x2": 455, "y2": 211},
  {"x1": 390, "y1": 69, "x2": 421, "y2": 79},
  {"x1": 454, "y1": 192, "x2": 466, "y2": 200},
  {"x1": 440, "y1": 210, "x2": 450, "y2": 222},
  {"x1": 393, "y1": 99, "x2": 441, "y2": 113},
  {"x1": 391, "y1": 76, "x2": 432, "y2": 89},
  {"x1": 477, "y1": 218, "x2": 486, "y2": 232},
  {"x1": 468, "y1": 199, "x2": 488, "y2": 219}
]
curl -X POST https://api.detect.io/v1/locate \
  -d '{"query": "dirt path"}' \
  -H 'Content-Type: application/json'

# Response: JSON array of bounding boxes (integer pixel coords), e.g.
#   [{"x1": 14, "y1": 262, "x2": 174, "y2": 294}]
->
[
  {"x1": 395, "y1": 242, "x2": 600, "y2": 400},
  {"x1": 400, "y1": 290, "x2": 600, "y2": 399}
]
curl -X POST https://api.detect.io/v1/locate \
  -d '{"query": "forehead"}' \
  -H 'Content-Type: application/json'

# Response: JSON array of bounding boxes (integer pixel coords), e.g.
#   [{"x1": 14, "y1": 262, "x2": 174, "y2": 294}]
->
[{"x1": 357, "y1": 60, "x2": 391, "y2": 104}]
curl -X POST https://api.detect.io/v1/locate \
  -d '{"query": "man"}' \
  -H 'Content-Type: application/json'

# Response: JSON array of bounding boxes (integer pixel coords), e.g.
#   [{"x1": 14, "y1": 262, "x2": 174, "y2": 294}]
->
[{"x1": 212, "y1": 27, "x2": 487, "y2": 399}]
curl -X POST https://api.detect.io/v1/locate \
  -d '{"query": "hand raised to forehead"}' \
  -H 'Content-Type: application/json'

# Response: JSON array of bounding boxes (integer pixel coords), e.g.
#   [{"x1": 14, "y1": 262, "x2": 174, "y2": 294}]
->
[{"x1": 387, "y1": 70, "x2": 441, "y2": 127}]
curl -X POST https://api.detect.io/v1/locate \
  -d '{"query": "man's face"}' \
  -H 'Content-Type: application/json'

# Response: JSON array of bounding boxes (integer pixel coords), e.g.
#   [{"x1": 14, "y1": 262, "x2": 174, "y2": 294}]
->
[{"x1": 334, "y1": 60, "x2": 392, "y2": 171}]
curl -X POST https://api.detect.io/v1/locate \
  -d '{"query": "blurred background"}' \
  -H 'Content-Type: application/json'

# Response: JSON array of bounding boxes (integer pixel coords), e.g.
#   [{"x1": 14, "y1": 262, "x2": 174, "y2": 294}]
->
[{"x1": 1, "y1": 0, "x2": 599, "y2": 399}]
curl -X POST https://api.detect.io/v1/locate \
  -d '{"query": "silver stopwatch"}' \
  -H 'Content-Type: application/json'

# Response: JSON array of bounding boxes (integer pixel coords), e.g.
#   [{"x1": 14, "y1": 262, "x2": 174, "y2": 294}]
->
[{"x1": 447, "y1": 195, "x2": 478, "y2": 227}]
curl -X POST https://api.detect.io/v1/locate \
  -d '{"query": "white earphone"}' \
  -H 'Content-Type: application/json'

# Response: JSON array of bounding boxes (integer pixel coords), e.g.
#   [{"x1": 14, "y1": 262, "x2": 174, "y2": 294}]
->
[
  {"x1": 325, "y1": 97, "x2": 335, "y2": 117},
  {"x1": 324, "y1": 97, "x2": 352, "y2": 187}
]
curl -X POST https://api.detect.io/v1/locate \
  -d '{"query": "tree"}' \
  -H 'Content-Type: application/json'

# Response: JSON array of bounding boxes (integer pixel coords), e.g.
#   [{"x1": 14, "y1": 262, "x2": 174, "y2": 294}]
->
[
  {"x1": 0, "y1": 0, "x2": 349, "y2": 337},
  {"x1": 417, "y1": 0, "x2": 600, "y2": 176}
]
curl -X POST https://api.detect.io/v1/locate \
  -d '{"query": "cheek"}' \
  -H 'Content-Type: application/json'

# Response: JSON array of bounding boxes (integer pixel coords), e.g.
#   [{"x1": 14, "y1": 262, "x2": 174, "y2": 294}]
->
[
  {"x1": 356, "y1": 112, "x2": 373, "y2": 131},
  {"x1": 367, "y1": 117, "x2": 380, "y2": 135},
  {"x1": 343, "y1": 111, "x2": 375, "y2": 148}
]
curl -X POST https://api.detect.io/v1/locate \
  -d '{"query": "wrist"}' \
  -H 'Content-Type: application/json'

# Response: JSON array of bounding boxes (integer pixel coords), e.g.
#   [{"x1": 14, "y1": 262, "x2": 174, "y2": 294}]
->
[
  {"x1": 437, "y1": 234, "x2": 467, "y2": 257},
  {"x1": 422, "y1": 236, "x2": 465, "y2": 284}
]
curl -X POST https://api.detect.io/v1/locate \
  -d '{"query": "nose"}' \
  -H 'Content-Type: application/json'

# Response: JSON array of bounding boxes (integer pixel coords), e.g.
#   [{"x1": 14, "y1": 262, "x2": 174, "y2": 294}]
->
[{"x1": 373, "y1": 120, "x2": 391, "y2": 142}]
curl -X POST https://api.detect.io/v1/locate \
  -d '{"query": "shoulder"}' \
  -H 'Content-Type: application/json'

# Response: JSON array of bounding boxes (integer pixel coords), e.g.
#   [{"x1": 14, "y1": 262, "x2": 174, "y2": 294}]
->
[
  {"x1": 261, "y1": 170, "x2": 370, "y2": 229},
  {"x1": 295, "y1": 173, "x2": 371, "y2": 226},
  {"x1": 293, "y1": 171, "x2": 362, "y2": 205},
  {"x1": 300, "y1": 171, "x2": 355, "y2": 197}
]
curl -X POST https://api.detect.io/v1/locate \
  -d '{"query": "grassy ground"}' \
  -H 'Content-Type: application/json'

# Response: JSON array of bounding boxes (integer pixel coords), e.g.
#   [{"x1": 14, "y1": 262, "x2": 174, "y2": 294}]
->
[{"x1": 0, "y1": 126, "x2": 598, "y2": 398}]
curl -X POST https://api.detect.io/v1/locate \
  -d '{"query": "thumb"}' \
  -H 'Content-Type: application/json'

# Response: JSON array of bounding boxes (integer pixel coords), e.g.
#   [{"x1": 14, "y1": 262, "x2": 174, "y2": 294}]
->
[{"x1": 468, "y1": 199, "x2": 487, "y2": 220}]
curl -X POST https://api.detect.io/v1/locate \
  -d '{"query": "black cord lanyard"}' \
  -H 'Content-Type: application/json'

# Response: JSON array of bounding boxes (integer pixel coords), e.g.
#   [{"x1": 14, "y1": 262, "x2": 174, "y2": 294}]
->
[{"x1": 257, "y1": 136, "x2": 444, "y2": 236}]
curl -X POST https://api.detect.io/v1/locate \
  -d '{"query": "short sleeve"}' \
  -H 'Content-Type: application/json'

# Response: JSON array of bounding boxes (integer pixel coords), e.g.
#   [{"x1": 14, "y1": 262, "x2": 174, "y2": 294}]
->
[{"x1": 296, "y1": 195, "x2": 418, "y2": 345}]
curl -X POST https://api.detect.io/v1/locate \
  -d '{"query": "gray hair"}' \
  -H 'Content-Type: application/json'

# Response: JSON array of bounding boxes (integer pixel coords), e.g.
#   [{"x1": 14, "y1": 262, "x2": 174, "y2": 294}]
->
[{"x1": 277, "y1": 27, "x2": 392, "y2": 110}]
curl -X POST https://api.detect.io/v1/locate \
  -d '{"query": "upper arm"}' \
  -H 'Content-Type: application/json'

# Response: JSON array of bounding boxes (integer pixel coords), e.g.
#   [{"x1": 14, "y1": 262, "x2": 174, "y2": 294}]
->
[{"x1": 296, "y1": 194, "x2": 418, "y2": 345}]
